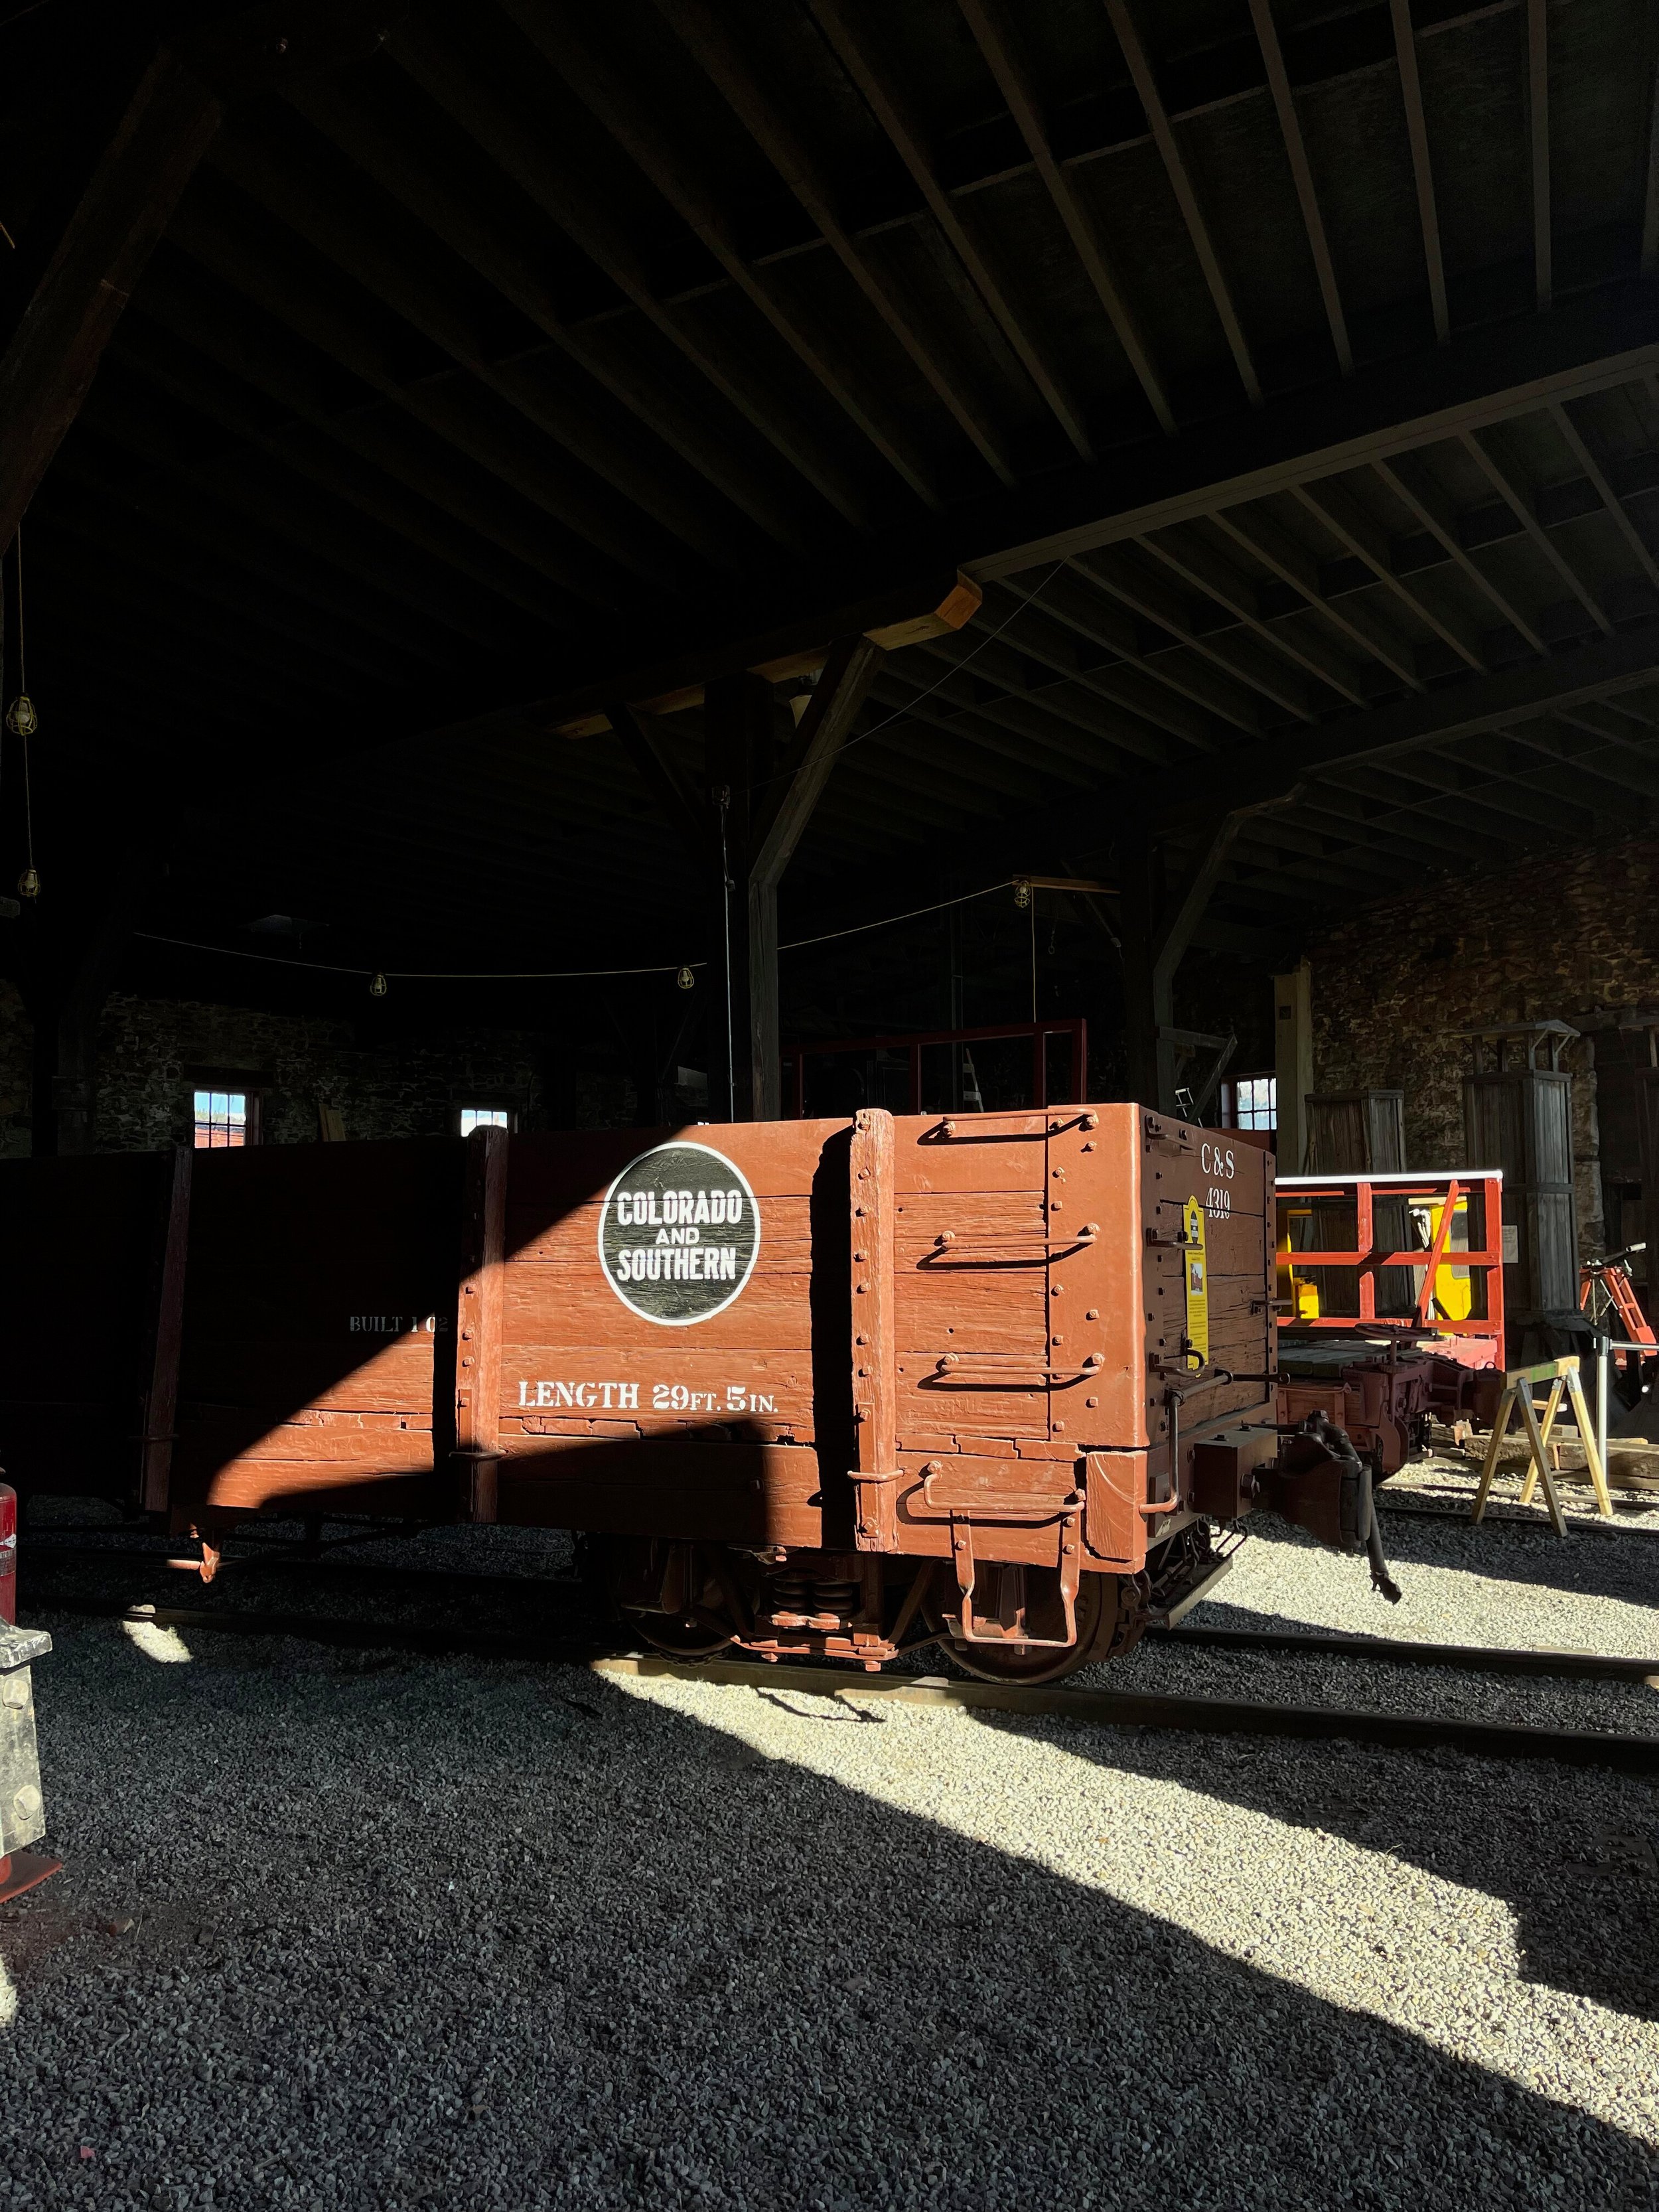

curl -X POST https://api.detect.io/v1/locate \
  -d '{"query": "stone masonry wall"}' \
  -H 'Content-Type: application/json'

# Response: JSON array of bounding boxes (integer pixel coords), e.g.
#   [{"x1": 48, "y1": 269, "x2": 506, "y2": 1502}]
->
[
  {"x1": 1306, "y1": 831, "x2": 1659, "y2": 1255},
  {"x1": 0, "y1": 992, "x2": 641, "y2": 1155}
]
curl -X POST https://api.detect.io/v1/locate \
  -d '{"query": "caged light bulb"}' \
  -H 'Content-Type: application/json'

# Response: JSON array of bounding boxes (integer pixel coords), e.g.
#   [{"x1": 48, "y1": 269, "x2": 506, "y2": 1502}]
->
[
  {"x1": 676, "y1": 965, "x2": 695, "y2": 991},
  {"x1": 1012, "y1": 878, "x2": 1031, "y2": 910},
  {"x1": 17, "y1": 867, "x2": 38, "y2": 899},
  {"x1": 368, "y1": 972, "x2": 388, "y2": 998}
]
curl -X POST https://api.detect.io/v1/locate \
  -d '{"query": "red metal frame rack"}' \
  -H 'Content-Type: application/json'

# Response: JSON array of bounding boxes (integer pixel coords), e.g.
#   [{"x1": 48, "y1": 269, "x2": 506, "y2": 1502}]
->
[
  {"x1": 785, "y1": 1019, "x2": 1086, "y2": 1120},
  {"x1": 1275, "y1": 1170, "x2": 1506, "y2": 1355}
]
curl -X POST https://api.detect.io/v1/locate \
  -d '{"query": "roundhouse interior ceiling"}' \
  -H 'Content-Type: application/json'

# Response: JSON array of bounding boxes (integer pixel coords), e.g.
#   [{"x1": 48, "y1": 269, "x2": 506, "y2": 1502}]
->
[{"x1": 3, "y1": 0, "x2": 1659, "y2": 992}]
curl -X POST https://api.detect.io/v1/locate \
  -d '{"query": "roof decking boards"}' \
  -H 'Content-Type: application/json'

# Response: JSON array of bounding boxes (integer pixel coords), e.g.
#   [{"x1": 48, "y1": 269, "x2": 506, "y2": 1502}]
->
[{"x1": 2, "y1": 0, "x2": 1658, "y2": 983}]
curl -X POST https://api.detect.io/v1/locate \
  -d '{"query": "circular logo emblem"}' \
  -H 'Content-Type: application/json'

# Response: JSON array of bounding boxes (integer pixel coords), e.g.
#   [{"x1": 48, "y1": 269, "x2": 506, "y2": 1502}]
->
[{"x1": 597, "y1": 1141, "x2": 760, "y2": 1325}]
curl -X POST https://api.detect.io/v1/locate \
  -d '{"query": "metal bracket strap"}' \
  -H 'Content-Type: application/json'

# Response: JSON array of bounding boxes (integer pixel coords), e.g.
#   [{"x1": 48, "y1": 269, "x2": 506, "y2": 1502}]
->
[{"x1": 949, "y1": 1505, "x2": 1082, "y2": 1649}]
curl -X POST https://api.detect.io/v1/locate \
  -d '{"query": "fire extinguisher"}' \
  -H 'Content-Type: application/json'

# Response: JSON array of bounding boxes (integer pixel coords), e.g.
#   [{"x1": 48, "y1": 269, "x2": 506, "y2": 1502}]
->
[{"x1": 0, "y1": 1483, "x2": 15, "y2": 1626}]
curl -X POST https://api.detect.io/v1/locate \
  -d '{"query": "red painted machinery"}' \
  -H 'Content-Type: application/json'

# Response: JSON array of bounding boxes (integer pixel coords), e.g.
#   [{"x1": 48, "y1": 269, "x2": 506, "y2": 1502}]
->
[
  {"x1": 1275, "y1": 1171, "x2": 1507, "y2": 1479},
  {"x1": 0, "y1": 1108, "x2": 1402, "y2": 1680}
]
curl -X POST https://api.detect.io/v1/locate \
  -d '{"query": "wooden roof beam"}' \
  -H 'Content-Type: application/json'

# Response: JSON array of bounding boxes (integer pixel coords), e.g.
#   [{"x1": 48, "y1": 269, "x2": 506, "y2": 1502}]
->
[
  {"x1": 115, "y1": 304, "x2": 607, "y2": 625},
  {"x1": 1371, "y1": 453, "x2": 1550, "y2": 656},
  {"x1": 205, "y1": 125, "x2": 754, "y2": 573},
  {"x1": 1040, "y1": 564, "x2": 1261, "y2": 735},
  {"x1": 1248, "y1": 0, "x2": 1350, "y2": 376},
  {"x1": 1131, "y1": 528, "x2": 1368, "y2": 708},
  {"x1": 1291, "y1": 477, "x2": 1486, "y2": 670},
  {"x1": 1459, "y1": 428, "x2": 1614, "y2": 633},
  {"x1": 804, "y1": 0, "x2": 1092, "y2": 463},
  {"x1": 1210, "y1": 504, "x2": 1427, "y2": 692},
  {"x1": 652, "y1": 0, "x2": 1017, "y2": 488},
  {"x1": 915, "y1": 607, "x2": 1234, "y2": 753},
  {"x1": 552, "y1": 575, "x2": 981, "y2": 737},
  {"x1": 0, "y1": 3, "x2": 397, "y2": 551},
  {"x1": 1550, "y1": 398, "x2": 1659, "y2": 593},
  {"x1": 1389, "y1": 0, "x2": 1450, "y2": 344},
  {"x1": 284, "y1": 74, "x2": 820, "y2": 560},
  {"x1": 386, "y1": 13, "x2": 875, "y2": 532},
  {"x1": 165, "y1": 195, "x2": 693, "y2": 596},
  {"x1": 0, "y1": 53, "x2": 221, "y2": 551},
  {"x1": 1103, "y1": 0, "x2": 1261, "y2": 407},
  {"x1": 1527, "y1": 0, "x2": 1551, "y2": 312},
  {"x1": 505, "y1": 0, "x2": 940, "y2": 511},
  {"x1": 955, "y1": 0, "x2": 1175, "y2": 435},
  {"x1": 1145, "y1": 625, "x2": 1659, "y2": 830}
]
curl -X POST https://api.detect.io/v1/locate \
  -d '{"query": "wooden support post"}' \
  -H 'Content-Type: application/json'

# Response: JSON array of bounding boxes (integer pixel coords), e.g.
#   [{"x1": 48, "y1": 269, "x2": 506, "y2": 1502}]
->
[
  {"x1": 703, "y1": 672, "x2": 772, "y2": 1120},
  {"x1": 747, "y1": 636, "x2": 882, "y2": 1120},
  {"x1": 453, "y1": 1123, "x2": 508, "y2": 1522},
  {"x1": 1119, "y1": 812, "x2": 1247, "y2": 1114},
  {"x1": 1273, "y1": 960, "x2": 1313, "y2": 1172},
  {"x1": 140, "y1": 1145, "x2": 192, "y2": 1516}
]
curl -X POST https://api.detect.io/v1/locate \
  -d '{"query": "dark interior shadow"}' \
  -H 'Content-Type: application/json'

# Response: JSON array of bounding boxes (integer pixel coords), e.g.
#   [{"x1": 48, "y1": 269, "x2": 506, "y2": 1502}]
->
[
  {"x1": 1012, "y1": 1702, "x2": 1659, "y2": 2024},
  {"x1": 15, "y1": 1633, "x2": 1658, "y2": 2211}
]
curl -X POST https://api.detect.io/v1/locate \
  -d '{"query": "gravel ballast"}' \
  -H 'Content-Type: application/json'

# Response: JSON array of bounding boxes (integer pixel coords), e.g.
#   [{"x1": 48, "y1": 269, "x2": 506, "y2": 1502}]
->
[{"x1": 0, "y1": 1494, "x2": 1656, "y2": 2211}]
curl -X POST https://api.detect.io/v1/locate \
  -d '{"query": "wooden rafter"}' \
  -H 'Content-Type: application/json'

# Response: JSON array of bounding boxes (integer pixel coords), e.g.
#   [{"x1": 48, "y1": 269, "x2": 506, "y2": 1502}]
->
[
  {"x1": 509, "y1": 0, "x2": 940, "y2": 510},
  {"x1": 1210, "y1": 504, "x2": 1425, "y2": 692},
  {"x1": 165, "y1": 197, "x2": 693, "y2": 595},
  {"x1": 1143, "y1": 625, "x2": 1659, "y2": 830},
  {"x1": 1528, "y1": 0, "x2": 1551, "y2": 311},
  {"x1": 286, "y1": 74, "x2": 820, "y2": 559},
  {"x1": 804, "y1": 0, "x2": 1092, "y2": 461},
  {"x1": 1370, "y1": 454, "x2": 1549, "y2": 656},
  {"x1": 1291, "y1": 477, "x2": 1486, "y2": 670},
  {"x1": 1248, "y1": 0, "x2": 1350, "y2": 375},
  {"x1": 1458, "y1": 429, "x2": 1613, "y2": 634},
  {"x1": 1131, "y1": 530, "x2": 1366, "y2": 709},
  {"x1": 0, "y1": 54, "x2": 222, "y2": 550},
  {"x1": 654, "y1": 0, "x2": 1017, "y2": 488},
  {"x1": 1389, "y1": 0, "x2": 1450, "y2": 344},
  {"x1": 205, "y1": 127, "x2": 752, "y2": 574},
  {"x1": 1103, "y1": 0, "x2": 1261, "y2": 406},
  {"x1": 955, "y1": 0, "x2": 1175, "y2": 435},
  {"x1": 386, "y1": 14, "x2": 874, "y2": 532},
  {"x1": 1550, "y1": 400, "x2": 1659, "y2": 593}
]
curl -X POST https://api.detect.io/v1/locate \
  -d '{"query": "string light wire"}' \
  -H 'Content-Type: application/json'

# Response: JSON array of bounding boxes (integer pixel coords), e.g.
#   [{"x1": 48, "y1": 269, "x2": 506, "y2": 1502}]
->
[{"x1": 133, "y1": 879, "x2": 1028, "y2": 982}]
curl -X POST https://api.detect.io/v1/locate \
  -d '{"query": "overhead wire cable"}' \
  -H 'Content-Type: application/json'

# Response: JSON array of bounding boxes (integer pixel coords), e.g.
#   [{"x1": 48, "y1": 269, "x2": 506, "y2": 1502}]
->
[{"x1": 132, "y1": 879, "x2": 1027, "y2": 980}]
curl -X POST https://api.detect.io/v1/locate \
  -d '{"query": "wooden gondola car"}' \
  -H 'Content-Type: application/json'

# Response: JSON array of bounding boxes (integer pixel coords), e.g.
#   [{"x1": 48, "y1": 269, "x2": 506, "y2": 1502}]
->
[{"x1": 0, "y1": 1106, "x2": 1392, "y2": 1679}]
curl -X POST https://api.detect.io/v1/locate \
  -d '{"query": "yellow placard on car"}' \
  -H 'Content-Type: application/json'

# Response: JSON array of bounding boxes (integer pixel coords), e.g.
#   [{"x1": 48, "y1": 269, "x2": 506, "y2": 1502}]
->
[{"x1": 1183, "y1": 1195, "x2": 1209, "y2": 1364}]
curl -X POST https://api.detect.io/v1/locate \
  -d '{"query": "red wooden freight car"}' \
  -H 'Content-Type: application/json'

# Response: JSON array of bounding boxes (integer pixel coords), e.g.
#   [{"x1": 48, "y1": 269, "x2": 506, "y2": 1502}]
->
[{"x1": 0, "y1": 1106, "x2": 1390, "y2": 1678}]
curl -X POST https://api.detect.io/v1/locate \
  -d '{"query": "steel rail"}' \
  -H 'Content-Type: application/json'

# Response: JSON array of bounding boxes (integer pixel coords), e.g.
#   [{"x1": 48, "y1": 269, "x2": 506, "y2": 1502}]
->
[
  {"x1": 1157, "y1": 1623, "x2": 1659, "y2": 1682},
  {"x1": 597, "y1": 1655, "x2": 1659, "y2": 1774},
  {"x1": 1376, "y1": 1501, "x2": 1659, "y2": 1538},
  {"x1": 32, "y1": 1599, "x2": 1659, "y2": 1776},
  {"x1": 20, "y1": 1542, "x2": 587, "y2": 1599}
]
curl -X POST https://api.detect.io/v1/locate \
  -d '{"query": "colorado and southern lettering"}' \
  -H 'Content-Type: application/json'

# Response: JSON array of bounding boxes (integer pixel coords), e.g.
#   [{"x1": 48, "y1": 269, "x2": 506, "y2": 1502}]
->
[{"x1": 597, "y1": 1140, "x2": 760, "y2": 1323}]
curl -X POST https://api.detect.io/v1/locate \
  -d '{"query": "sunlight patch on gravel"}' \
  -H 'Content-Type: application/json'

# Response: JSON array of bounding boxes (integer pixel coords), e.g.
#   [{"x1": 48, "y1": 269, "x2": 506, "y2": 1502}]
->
[{"x1": 615, "y1": 1669, "x2": 1659, "y2": 2150}]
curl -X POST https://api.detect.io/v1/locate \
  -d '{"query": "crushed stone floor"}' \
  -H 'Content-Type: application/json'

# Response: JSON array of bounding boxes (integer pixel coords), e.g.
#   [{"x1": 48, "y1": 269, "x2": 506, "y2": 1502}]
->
[{"x1": 1, "y1": 1480, "x2": 1656, "y2": 2211}]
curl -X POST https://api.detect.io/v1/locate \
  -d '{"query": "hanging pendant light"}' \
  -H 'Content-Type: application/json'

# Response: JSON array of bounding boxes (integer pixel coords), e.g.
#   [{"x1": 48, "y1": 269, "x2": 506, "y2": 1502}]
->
[
  {"x1": 6, "y1": 527, "x2": 40, "y2": 898},
  {"x1": 368, "y1": 972, "x2": 388, "y2": 998},
  {"x1": 676, "y1": 965, "x2": 695, "y2": 991}
]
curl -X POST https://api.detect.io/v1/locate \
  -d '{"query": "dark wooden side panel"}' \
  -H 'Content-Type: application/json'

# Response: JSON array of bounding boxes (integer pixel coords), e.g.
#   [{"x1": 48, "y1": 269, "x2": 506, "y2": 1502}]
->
[
  {"x1": 171, "y1": 1138, "x2": 464, "y2": 1521},
  {"x1": 0, "y1": 1150, "x2": 173, "y2": 1501}
]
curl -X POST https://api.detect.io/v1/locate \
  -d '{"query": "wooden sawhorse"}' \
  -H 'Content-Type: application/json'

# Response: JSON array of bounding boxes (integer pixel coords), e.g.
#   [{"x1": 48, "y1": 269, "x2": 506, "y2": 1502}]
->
[{"x1": 1470, "y1": 1355, "x2": 1614, "y2": 1536}]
